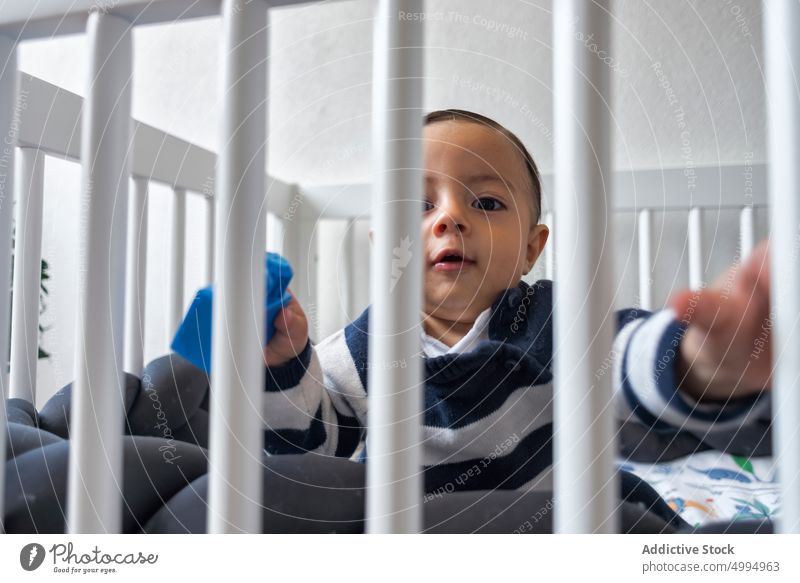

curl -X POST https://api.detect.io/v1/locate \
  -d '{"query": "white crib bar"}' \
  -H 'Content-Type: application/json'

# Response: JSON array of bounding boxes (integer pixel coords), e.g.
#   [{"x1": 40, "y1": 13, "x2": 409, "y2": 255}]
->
[
  {"x1": 167, "y1": 186, "x2": 186, "y2": 341},
  {"x1": 280, "y1": 209, "x2": 316, "y2": 334},
  {"x1": 637, "y1": 208, "x2": 652, "y2": 310},
  {"x1": 124, "y1": 177, "x2": 148, "y2": 374},
  {"x1": 739, "y1": 204, "x2": 754, "y2": 260},
  {"x1": 366, "y1": 0, "x2": 424, "y2": 534},
  {"x1": 0, "y1": 34, "x2": 19, "y2": 531},
  {"x1": 67, "y1": 11, "x2": 132, "y2": 533},
  {"x1": 204, "y1": 194, "x2": 215, "y2": 284},
  {"x1": 342, "y1": 217, "x2": 356, "y2": 321},
  {"x1": 9, "y1": 148, "x2": 45, "y2": 403},
  {"x1": 688, "y1": 206, "x2": 704, "y2": 289},
  {"x1": 207, "y1": 0, "x2": 267, "y2": 534},
  {"x1": 553, "y1": 0, "x2": 616, "y2": 533},
  {"x1": 266, "y1": 212, "x2": 284, "y2": 256},
  {"x1": 294, "y1": 218, "x2": 319, "y2": 339},
  {"x1": 765, "y1": 0, "x2": 800, "y2": 534}
]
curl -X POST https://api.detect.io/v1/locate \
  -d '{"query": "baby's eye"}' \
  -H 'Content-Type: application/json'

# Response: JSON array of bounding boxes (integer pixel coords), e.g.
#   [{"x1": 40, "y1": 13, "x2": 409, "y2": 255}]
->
[
  {"x1": 423, "y1": 200, "x2": 435, "y2": 212},
  {"x1": 472, "y1": 196, "x2": 505, "y2": 211}
]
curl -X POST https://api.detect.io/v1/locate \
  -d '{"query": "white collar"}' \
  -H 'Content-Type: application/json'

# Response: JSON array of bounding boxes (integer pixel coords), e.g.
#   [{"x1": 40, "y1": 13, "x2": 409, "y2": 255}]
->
[{"x1": 421, "y1": 308, "x2": 492, "y2": 358}]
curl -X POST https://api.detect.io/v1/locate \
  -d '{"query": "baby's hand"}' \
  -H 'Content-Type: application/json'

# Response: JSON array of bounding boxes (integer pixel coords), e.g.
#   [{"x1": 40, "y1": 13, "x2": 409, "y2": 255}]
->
[
  {"x1": 670, "y1": 240, "x2": 771, "y2": 402},
  {"x1": 264, "y1": 290, "x2": 309, "y2": 367}
]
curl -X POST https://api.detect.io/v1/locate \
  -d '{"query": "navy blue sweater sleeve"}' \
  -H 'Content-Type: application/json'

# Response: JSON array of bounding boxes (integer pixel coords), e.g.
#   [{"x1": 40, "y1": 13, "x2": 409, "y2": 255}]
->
[
  {"x1": 262, "y1": 335, "x2": 365, "y2": 458},
  {"x1": 613, "y1": 308, "x2": 771, "y2": 436}
]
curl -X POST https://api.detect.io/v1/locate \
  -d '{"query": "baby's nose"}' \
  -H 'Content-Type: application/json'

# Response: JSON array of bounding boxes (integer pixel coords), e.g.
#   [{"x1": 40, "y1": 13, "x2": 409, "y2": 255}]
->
[{"x1": 433, "y1": 209, "x2": 466, "y2": 235}]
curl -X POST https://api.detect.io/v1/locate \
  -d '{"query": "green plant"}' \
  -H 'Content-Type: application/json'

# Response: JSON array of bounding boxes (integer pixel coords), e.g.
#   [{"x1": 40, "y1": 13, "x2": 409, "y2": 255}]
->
[
  {"x1": 38, "y1": 258, "x2": 50, "y2": 359},
  {"x1": 8, "y1": 225, "x2": 51, "y2": 361}
]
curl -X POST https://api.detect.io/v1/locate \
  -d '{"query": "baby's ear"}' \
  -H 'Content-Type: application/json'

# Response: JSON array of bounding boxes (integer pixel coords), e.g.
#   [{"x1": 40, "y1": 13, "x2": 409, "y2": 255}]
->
[{"x1": 525, "y1": 223, "x2": 549, "y2": 273}]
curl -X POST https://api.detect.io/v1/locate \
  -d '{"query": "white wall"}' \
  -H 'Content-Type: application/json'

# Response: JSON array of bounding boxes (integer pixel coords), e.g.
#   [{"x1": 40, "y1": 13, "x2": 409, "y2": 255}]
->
[
  {"x1": 18, "y1": 0, "x2": 766, "y2": 178},
  {"x1": 14, "y1": 0, "x2": 767, "y2": 404}
]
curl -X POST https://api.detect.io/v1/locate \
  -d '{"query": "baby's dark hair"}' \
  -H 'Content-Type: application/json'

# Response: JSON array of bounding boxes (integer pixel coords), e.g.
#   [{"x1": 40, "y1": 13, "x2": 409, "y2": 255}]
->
[{"x1": 424, "y1": 109, "x2": 542, "y2": 223}]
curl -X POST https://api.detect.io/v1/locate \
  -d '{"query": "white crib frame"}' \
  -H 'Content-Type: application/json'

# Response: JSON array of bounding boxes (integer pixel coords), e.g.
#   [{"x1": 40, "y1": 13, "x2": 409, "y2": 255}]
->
[{"x1": 0, "y1": 0, "x2": 796, "y2": 534}]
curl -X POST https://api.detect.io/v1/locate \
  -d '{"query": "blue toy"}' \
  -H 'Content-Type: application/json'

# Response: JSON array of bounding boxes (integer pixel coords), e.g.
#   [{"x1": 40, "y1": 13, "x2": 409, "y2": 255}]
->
[{"x1": 170, "y1": 252, "x2": 294, "y2": 373}]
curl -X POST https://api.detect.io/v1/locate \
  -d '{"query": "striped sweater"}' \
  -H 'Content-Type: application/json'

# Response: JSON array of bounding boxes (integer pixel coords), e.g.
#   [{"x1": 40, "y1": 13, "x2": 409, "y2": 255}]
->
[{"x1": 263, "y1": 280, "x2": 772, "y2": 497}]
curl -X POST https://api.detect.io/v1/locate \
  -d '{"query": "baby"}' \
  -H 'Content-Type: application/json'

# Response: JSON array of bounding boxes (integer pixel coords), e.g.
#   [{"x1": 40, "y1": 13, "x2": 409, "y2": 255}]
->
[{"x1": 261, "y1": 109, "x2": 773, "y2": 505}]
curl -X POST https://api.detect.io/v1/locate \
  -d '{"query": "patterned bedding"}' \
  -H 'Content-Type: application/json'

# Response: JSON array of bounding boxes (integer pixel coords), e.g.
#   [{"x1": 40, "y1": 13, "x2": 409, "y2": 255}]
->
[{"x1": 619, "y1": 452, "x2": 780, "y2": 527}]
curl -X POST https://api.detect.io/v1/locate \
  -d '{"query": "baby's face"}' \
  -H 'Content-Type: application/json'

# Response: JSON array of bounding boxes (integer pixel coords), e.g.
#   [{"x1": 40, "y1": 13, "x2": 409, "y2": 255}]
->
[{"x1": 422, "y1": 120, "x2": 549, "y2": 325}]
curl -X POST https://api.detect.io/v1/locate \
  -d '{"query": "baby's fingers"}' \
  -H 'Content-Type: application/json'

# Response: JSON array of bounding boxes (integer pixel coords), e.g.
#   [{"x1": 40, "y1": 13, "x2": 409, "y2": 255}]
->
[
  {"x1": 670, "y1": 288, "x2": 739, "y2": 333},
  {"x1": 272, "y1": 305, "x2": 294, "y2": 334},
  {"x1": 271, "y1": 295, "x2": 308, "y2": 348},
  {"x1": 737, "y1": 240, "x2": 771, "y2": 301}
]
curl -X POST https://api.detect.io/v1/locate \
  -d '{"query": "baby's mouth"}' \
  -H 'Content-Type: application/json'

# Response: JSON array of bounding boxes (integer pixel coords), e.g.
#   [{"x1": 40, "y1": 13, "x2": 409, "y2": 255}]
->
[{"x1": 432, "y1": 250, "x2": 476, "y2": 272}]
